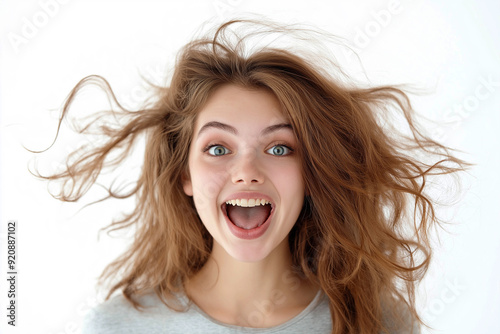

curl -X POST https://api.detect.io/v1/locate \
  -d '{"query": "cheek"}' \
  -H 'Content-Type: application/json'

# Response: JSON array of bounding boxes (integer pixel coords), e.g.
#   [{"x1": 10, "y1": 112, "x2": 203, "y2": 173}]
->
[
  {"x1": 190, "y1": 159, "x2": 229, "y2": 203},
  {"x1": 268, "y1": 161, "x2": 304, "y2": 196},
  {"x1": 189, "y1": 162, "x2": 230, "y2": 229}
]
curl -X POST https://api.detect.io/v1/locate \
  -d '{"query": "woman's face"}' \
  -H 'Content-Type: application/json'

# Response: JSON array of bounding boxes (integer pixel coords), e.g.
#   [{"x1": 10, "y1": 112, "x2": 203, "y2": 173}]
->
[{"x1": 183, "y1": 84, "x2": 305, "y2": 262}]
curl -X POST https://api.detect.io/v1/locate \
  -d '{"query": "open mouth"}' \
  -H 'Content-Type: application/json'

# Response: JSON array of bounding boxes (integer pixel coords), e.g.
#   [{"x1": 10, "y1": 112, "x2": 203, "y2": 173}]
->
[{"x1": 221, "y1": 198, "x2": 274, "y2": 239}]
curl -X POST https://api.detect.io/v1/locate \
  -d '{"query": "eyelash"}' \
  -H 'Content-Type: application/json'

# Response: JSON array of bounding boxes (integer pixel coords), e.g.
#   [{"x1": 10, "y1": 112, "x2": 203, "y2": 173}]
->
[
  {"x1": 202, "y1": 142, "x2": 294, "y2": 157},
  {"x1": 203, "y1": 144, "x2": 231, "y2": 156},
  {"x1": 266, "y1": 143, "x2": 294, "y2": 156}
]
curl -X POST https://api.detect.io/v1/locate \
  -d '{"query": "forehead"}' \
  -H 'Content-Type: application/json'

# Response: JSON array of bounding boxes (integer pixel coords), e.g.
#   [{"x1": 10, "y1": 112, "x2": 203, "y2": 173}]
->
[{"x1": 193, "y1": 85, "x2": 287, "y2": 132}]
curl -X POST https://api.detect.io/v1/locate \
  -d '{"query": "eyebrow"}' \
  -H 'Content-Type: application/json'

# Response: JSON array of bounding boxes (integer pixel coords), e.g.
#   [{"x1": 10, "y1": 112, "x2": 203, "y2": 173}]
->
[{"x1": 197, "y1": 121, "x2": 293, "y2": 137}]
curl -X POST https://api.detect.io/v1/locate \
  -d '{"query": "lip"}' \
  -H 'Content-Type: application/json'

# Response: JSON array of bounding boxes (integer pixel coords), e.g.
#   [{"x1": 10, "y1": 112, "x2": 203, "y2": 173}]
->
[{"x1": 221, "y1": 192, "x2": 275, "y2": 240}]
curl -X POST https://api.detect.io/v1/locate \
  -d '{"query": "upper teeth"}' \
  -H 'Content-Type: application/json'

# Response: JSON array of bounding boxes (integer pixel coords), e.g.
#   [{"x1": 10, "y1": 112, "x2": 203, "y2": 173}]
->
[{"x1": 225, "y1": 199, "x2": 271, "y2": 207}]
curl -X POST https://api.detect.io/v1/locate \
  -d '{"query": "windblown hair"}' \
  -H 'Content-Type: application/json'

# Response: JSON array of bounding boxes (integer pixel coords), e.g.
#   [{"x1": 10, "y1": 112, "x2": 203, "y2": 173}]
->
[{"x1": 37, "y1": 20, "x2": 466, "y2": 333}]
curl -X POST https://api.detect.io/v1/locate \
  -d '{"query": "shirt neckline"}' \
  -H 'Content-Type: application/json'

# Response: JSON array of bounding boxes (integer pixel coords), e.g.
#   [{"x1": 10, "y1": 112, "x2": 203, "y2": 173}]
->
[{"x1": 185, "y1": 289, "x2": 325, "y2": 332}]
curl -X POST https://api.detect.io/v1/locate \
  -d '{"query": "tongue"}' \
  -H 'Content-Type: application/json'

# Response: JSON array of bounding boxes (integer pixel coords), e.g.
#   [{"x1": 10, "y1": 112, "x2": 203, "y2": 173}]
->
[{"x1": 227, "y1": 205, "x2": 271, "y2": 230}]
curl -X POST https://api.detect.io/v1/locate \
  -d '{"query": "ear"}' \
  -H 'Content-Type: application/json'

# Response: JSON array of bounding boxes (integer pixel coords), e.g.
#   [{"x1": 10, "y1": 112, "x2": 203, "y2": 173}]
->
[{"x1": 182, "y1": 172, "x2": 193, "y2": 196}]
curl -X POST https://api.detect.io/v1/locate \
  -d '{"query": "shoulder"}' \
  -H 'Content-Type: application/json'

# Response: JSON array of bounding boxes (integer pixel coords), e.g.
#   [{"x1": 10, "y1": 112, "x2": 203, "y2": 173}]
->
[
  {"x1": 275, "y1": 290, "x2": 332, "y2": 333},
  {"x1": 81, "y1": 292, "x2": 188, "y2": 334}
]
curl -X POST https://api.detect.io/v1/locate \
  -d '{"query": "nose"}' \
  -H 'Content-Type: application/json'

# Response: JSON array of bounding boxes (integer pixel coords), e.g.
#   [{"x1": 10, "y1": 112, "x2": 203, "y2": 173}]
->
[{"x1": 229, "y1": 148, "x2": 264, "y2": 185}]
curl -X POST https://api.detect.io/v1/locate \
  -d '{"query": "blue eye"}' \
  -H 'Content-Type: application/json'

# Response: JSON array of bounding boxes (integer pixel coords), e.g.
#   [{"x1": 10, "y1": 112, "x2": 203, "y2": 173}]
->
[
  {"x1": 267, "y1": 145, "x2": 292, "y2": 156},
  {"x1": 207, "y1": 145, "x2": 230, "y2": 156}
]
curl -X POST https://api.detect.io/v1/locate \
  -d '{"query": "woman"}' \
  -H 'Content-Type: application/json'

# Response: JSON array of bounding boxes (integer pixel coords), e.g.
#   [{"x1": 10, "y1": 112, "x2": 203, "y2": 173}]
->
[{"x1": 39, "y1": 20, "x2": 466, "y2": 333}]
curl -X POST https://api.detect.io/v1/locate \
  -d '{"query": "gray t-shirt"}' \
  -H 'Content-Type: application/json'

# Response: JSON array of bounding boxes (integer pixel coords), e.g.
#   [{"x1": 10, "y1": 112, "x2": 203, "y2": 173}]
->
[
  {"x1": 82, "y1": 290, "x2": 332, "y2": 333},
  {"x1": 82, "y1": 290, "x2": 420, "y2": 333}
]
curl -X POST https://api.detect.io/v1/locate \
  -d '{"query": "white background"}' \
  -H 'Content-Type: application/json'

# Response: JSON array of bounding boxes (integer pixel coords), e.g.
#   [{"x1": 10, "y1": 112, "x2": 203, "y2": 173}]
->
[{"x1": 1, "y1": 0, "x2": 499, "y2": 333}]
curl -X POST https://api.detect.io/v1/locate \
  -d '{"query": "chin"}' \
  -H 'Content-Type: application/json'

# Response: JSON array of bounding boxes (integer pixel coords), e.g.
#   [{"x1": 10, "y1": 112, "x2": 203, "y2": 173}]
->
[
  {"x1": 224, "y1": 243, "x2": 271, "y2": 263},
  {"x1": 222, "y1": 236, "x2": 285, "y2": 263}
]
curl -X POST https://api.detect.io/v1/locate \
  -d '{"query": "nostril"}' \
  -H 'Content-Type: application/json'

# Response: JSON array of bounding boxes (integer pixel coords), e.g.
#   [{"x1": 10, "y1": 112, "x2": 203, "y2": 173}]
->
[{"x1": 234, "y1": 178, "x2": 261, "y2": 184}]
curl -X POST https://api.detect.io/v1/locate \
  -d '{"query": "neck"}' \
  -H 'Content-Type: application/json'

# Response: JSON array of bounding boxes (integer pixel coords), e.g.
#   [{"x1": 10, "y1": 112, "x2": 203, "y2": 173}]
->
[
  {"x1": 186, "y1": 239, "x2": 318, "y2": 327},
  {"x1": 204, "y1": 239, "x2": 295, "y2": 300}
]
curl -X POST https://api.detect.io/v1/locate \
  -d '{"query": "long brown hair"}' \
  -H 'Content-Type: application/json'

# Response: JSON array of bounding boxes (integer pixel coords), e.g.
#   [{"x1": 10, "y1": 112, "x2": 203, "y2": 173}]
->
[{"x1": 36, "y1": 20, "x2": 467, "y2": 333}]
